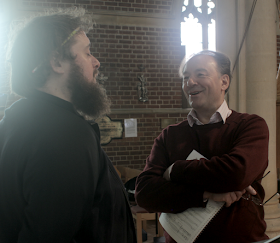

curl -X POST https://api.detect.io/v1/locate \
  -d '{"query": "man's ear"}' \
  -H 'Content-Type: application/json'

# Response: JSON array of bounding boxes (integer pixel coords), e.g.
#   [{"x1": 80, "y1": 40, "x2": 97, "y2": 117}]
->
[
  {"x1": 50, "y1": 53, "x2": 66, "y2": 74},
  {"x1": 221, "y1": 74, "x2": 230, "y2": 92}
]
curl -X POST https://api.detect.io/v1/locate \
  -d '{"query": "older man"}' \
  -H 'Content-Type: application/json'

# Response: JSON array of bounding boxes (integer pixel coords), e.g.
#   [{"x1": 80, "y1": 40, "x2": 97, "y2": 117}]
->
[
  {"x1": 135, "y1": 51, "x2": 269, "y2": 243},
  {"x1": 0, "y1": 9, "x2": 136, "y2": 243}
]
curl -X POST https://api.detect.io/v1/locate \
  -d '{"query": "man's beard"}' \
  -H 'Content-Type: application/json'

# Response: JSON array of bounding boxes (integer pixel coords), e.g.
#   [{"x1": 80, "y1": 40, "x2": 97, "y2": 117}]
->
[{"x1": 67, "y1": 62, "x2": 111, "y2": 120}]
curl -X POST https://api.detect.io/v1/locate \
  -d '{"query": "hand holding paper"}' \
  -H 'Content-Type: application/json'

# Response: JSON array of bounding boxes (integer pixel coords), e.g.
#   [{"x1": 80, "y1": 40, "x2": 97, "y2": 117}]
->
[
  {"x1": 203, "y1": 190, "x2": 245, "y2": 207},
  {"x1": 159, "y1": 150, "x2": 225, "y2": 243}
]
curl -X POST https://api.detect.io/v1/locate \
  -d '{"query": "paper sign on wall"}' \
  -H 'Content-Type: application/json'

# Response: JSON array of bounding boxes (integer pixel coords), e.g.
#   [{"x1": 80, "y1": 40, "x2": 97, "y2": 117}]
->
[{"x1": 124, "y1": 119, "x2": 137, "y2": 137}]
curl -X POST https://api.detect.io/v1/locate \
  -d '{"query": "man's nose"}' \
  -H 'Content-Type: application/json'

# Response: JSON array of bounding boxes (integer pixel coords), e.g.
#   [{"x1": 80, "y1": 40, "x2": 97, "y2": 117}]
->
[
  {"x1": 92, "y1": 56, "x2": 100, "y2": 69},
  {"x1": 186, "y1": 77, "x2": 197, "y2": 87}
]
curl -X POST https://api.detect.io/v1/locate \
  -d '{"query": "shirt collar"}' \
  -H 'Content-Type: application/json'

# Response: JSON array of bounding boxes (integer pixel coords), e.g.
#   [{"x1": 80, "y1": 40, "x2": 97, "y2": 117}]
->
[{"x1": 187, "y1": 100, "x2": 232, "y2": 127}]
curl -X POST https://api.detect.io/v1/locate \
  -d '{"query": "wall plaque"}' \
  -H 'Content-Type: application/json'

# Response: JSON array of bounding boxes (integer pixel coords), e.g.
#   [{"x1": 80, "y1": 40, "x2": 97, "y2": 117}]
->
[{"x1": 95, "y1": 115, "x2": 123, "y2": 145}]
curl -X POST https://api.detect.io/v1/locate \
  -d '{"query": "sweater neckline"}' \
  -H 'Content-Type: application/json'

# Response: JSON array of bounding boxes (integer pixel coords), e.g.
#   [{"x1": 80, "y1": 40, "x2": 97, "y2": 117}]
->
[{"x1": 191, "y1": 110, "x2": 238, "y2": 129}]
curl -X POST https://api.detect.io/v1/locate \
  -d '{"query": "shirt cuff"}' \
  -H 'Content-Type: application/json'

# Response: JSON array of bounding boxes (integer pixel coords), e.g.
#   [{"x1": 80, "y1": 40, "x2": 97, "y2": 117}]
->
[{"x1": 163, "y1": 163, "x2": 174, "y2": 181}]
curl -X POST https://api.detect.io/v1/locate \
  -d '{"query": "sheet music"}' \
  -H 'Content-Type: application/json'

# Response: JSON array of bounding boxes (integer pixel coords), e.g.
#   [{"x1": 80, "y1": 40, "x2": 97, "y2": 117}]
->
[{"x1": 159, "y1": 149, "x2": 225, "y2": 243}]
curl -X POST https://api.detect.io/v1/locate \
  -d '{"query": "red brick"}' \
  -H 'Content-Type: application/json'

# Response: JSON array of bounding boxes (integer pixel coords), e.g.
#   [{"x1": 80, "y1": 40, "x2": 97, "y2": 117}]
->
[
  {"x1": 133, "y1": 31, "x2": 145, "y2": 35},
  {"x1": 159, "y1": 5, "x2": 170, "y2": 10},
  {"x1": 132, "y1": 3, "x2": 144, "y2": 8},
  {"x1": 105, "y1": 2, "x2": 118, "y2": 6},
  {"x1": 91, "y1": 1, "x2": 104, "y2": 4}
]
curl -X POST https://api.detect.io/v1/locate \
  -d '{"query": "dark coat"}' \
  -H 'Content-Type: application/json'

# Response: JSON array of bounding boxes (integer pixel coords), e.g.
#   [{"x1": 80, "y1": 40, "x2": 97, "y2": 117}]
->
[{"x1": 0, "y1": 90, "x2": 136, "y2": 243}]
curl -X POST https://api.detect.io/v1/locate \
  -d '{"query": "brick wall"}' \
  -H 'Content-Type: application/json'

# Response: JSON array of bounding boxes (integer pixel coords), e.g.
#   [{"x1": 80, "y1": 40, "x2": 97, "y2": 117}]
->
[
  {"x1": 21, "y1": 0, "x2": 172, "y2": 14},
  {"x1": 89, "y1": 23, "x2": 186, "y2": 169},
  {"x1": 14, "y1": 0, "x2": 186, "y2": 170},
  {"x1": 277, "y1": 35, "x2": 280, "y2": 71},
  {"x1": 89, "y1": 24, "x2": 184, "y2": 109},
  {"x1": 102, "y1": 113, "x2": 187, "y2": 169},
  {"x1": 8, "y1": 1, "x2": 280, "y2": 170}
]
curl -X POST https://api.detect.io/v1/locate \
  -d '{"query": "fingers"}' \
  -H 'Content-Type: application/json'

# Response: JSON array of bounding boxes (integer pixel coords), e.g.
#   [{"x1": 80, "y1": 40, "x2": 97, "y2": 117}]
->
[
  {"x1": 226, "y1": 192, "x2": 238, "y2": 207},
  {"x1": 204, "y1": 185, "x2": 257, "y2": 208},
  {"x1": 224, "y1": 197, "x2": 232, "y2": 207},
  {"x1": 246, "y1": 185, "x2": 257, "y2": 195},
  {"x1": 225, "y1": 189, "x2": 255, "y2": 207},
  {"x1": 205, "y1": 188, "x2": 253, "y2": 208},
  {"x1": 205, "y1": 192, "x2": 235, "y2": 207},
  {"x1": 234, "y1": 191, "x2": 245, "y2": 201},
  {"x1": 225, "y1": 201, "x2": 232, "y2": 207},
  {"x1": 209, "y1": 191, "x2": 244, "y2": 207}
]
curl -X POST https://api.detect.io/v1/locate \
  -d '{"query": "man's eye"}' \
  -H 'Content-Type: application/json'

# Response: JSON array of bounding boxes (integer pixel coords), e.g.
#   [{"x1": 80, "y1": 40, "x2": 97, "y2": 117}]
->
[
  {"x1": 197, "y1": 73, "x2": 205, "y2": 77},
  {"x1": 87, "y1": 53, "x2": 92, "y2": 56}
]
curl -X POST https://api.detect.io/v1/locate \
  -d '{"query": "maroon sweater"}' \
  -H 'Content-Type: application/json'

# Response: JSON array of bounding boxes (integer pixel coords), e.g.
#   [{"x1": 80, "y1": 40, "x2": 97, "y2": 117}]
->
[{"x1": 135, "y1": 110, "x2": 269, "y2": 243}]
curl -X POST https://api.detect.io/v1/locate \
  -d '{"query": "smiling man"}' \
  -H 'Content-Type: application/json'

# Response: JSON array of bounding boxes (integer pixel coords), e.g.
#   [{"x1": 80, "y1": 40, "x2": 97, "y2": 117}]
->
[
  {"x1": 182, "y1": 54, "x2": 229, "y2": 124},
  {"x1": 135, "y1": 51, "x2": 269, "y2": 243},
  {"x1": 0, "y1": 9, "x2": 136, "y2": 243}
]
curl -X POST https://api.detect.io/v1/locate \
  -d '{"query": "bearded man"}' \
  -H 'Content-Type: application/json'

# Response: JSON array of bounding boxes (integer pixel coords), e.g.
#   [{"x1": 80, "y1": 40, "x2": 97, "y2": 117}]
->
[{"x1": 0, "y1": 9, "x2": 136, "y2": 243}]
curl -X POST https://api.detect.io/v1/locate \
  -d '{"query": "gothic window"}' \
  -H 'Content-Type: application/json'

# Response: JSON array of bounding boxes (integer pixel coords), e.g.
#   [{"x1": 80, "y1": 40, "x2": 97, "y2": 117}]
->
[
  {"x1": 0, "y1": 14, "x2": 10, "y2": 109},
  {"x1": 181, "y1": 0, "x2": 216, "y2": 108},
  {"x1": 0, "y1": 10, "x2": 10, "y2": 93},
  {"x1": 181, "y1": 0, "x2": 216, "y2": 58}
]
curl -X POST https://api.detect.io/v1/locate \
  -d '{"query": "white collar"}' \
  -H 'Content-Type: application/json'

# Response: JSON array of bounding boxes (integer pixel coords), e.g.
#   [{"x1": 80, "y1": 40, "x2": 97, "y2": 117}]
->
[{"x1": 187, "y1": 100, "x2": 232, "y2": 127}]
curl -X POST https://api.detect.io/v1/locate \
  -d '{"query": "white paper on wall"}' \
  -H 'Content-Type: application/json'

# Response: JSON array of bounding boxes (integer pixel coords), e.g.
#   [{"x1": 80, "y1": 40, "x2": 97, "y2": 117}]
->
[{"x1": 124, "y1": 119, "x2": 137, "y2": 137}]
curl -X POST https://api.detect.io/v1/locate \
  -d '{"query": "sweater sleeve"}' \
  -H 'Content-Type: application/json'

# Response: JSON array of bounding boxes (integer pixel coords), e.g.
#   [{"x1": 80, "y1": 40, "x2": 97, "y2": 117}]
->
[
  {"x1": 171, "y1": 115, "x2": 269, "y2": 193},
  {"x1": 19, "y1": 126, "x2": 99, "y2": 243},
  {"x1": 135, "y1": 130, "x2": 206, "y2": 213}
]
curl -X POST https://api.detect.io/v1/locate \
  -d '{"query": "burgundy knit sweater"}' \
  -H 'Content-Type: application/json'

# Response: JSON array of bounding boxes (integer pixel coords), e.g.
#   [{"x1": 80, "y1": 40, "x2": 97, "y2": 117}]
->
[{"x1": 135, "y1": 110, "x2": 269, "y2": 243}]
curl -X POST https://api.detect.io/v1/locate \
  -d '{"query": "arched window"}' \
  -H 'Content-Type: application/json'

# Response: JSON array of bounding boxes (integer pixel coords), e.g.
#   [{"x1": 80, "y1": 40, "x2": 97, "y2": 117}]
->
[
  {"x1": 181, "y1": 0, "x2": 216, "y2": 58},
  {"x1": 180, "y1": 0, "x2": 216, "y2": 108},
  {"x1": 0, "y1": 12, "x2": 10, "y2": 109}
]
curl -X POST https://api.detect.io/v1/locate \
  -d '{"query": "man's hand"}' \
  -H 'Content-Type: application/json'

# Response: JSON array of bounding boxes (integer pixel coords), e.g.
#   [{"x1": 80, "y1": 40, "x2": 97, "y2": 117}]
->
[
  {"x1": 203, "y1": 190, "x2": 245, "y2": 207},
  {"x1": 163, "y1": 162, "x2": 258, "y2": 207},
  {"x1": 203, "y1": 186, "x2": 256, "y2": 207},
  {"x1": 245, "y1": 185, "x2": 257, "y2": 195}
]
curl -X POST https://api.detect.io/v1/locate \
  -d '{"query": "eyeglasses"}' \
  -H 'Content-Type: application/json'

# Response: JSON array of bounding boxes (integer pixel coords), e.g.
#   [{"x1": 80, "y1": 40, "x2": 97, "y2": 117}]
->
[{"x1": 241, "y1": 171, "x2": 279, "y2": 206}]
